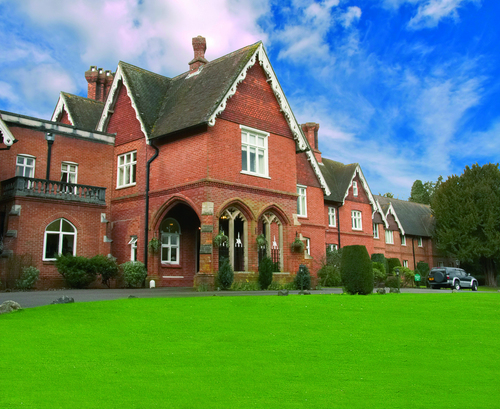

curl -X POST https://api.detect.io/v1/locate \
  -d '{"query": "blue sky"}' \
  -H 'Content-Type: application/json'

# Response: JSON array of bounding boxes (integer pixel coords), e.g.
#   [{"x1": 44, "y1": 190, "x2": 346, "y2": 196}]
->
[{"x1": 1, "y1": 0, "x2": 498, "y2": 199}]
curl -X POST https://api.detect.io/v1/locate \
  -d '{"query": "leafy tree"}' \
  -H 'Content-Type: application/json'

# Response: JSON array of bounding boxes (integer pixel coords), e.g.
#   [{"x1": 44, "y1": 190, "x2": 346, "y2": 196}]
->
[
  {"x1": 431, "y1": 163, "x2": 500, "y2": 286},
  {"x1": 409, "y1": 176, "x2": 443, "y2": 204}
]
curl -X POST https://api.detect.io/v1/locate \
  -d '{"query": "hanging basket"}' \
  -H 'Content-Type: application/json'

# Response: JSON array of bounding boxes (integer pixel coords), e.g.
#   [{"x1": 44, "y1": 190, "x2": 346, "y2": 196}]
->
[
  {"x1": 148, "y1": 237, "x2": 161, "y2": 254},
  {"x1": 291, "y1": 238, "x2": 304, "y2": 253},
  {"x1": 256, "y1": 234, "x2": 267, "y2": 249},
  {"x1": 213, "y1": 232, "x2": 229, "y2": 247}
]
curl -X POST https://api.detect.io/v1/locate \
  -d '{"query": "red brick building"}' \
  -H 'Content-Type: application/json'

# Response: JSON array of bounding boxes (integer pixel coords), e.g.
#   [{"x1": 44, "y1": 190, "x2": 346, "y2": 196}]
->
[{"x1": 0, "y1": 37, "x2": 443, "y2": 289}]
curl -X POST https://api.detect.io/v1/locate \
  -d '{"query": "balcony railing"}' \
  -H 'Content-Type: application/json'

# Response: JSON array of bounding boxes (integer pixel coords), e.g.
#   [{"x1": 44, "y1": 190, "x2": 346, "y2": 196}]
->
[{"x1": 1, "y1": 177, "x2": 106, "y2": 205}]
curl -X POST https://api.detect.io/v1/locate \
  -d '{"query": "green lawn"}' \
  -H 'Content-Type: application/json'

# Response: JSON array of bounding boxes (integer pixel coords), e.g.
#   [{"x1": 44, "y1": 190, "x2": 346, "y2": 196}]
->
[{"x1": 1, "y1": 293, "x2": 499, "y2": 408}]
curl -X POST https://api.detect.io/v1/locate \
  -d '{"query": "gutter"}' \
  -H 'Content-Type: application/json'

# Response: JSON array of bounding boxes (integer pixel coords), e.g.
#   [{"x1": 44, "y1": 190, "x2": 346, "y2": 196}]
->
[{"x1": 144, "y1": 141, "x2": 159, "y2": 271}]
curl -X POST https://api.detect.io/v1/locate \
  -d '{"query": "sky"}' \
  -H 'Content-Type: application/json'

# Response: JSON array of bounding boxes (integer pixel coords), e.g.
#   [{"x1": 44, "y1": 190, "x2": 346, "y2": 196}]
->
[{"x1": 1, "y1": 0, "x2": 499, "y2": 199}]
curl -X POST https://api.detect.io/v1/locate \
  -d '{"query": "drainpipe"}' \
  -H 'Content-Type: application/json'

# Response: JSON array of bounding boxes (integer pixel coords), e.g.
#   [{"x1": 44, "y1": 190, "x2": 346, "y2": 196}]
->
[
  {"x1": 144, "y1": 141, "x2": 159, "y2": 271},
  {"x1": 336, "y1": 205, "x2": 341, "y2": 248},
  {"x1": 45, "y1": 133, "x2": 55, "y2": 179},
  {"x1": 412, "y1": 237, "x2": 416, "y2": 269}
]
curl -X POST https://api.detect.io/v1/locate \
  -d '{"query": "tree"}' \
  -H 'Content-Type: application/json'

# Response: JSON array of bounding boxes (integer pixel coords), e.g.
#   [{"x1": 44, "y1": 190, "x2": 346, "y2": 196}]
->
[
  {"x1": 431, "y1": 163, "x2": 500, "y2": 286},
  {"x1": 258, "y1": 256, "x2": 273, "y2": 290},
  {"x1": 409, "y1": 176, "x2": 443, "y2": 204},
  {"x1": 341, "y1": 245, "x2": 373, "y2": 295},
  {"x1": 380, "y1": 192, "x2": 394, "y2": 198}
]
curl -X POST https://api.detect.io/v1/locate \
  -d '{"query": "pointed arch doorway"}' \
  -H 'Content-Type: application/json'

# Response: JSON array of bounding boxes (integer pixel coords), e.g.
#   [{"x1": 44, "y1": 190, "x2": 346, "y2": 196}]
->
[{"x1": 218, "y1": 207, "x2": 247, "y2": 272}]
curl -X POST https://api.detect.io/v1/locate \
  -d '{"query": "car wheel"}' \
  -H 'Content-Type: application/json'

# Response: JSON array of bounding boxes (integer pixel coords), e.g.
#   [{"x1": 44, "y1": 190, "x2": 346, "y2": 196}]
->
[
  {"x1": 472, "y1": 281, "x2": 478, "y2": 291},
  {"x1": 453, "y1": 281, "x2": 460, "y2": 291}
]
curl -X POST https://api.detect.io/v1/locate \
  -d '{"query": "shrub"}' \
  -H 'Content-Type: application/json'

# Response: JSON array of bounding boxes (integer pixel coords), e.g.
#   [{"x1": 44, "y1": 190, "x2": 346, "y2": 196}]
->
[
  {"x1": 387, "y1": 258, "x2": 402, "y2": 275},
  {"x1": 317, "y1": 265, "x2": 342, "y2": 287},
  {"x1": 121, "y1": 261, "x2": 147, "y2": 288},
  {"x1": 294, "y1": 264, "x2": 311, "y2": 290},
  {"x1": 258, "y1": 256, "x2": 274, "y2": 290},
  {"x1": 91, "y1": 255, "x2": 119, "y2": 288},
  {"x1": 15, "y1": 266, "x2": 40, "y2": 290},
  {"x1": 371, "y1": 253, "x2": 389, "y2": 278},
  {"x1": 372, "y1": 264, "x2": 386, "y2": 286},
  {"x1": 217, "y1": 258, "x2": 234, "y2": 290},
  {"x1": 231, "y1": 280, "x2": 259, "y2": 291},
  {"x1": 56, "y1": 254, "x2": 97, "y2": 288},
  {"x1": 398, "y1": 266, "x2": 415, "y2": 288},
  {"x1": 341, "y1": 245, "x2": 373, "y2": 295},
  {"x1": 416, "y1": 261, "x2": 430, "y2": 286}
]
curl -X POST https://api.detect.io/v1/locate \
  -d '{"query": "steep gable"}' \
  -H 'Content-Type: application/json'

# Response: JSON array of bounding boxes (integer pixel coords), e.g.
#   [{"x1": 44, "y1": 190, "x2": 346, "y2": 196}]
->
[{"x1": 52, "y1": 92, "x2": 104, "y2": 130}]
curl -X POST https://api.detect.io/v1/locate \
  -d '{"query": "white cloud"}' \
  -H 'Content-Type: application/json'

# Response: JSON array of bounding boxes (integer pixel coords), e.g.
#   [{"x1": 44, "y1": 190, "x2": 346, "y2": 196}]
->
[
  {"x1": 340, "y1": 6, "x2": 362, "y2": 28},
  {"x1": 382, "y1": 0, "x2": 480, "y2": 29}
]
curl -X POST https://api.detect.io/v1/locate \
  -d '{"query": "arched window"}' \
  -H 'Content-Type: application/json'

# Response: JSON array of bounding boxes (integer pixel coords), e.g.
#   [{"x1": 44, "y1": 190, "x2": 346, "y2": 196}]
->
[
  {"x1": 43, "y1": 218, "x2": 77, "y2": 260},
  {"x1": 160, "y1": 218, "x2": 180, "y2": 264}
]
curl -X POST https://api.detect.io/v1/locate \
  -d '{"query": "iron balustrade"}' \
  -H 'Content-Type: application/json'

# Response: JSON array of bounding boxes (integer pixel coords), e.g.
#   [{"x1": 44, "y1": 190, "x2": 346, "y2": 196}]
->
[{"x1": 1, "y1": 176, "x2": 106, "y2": 205}]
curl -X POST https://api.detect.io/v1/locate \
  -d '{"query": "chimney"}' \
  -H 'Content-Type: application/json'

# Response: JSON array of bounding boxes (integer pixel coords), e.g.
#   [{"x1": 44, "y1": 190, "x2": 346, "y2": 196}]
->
[
  {"x1": 189, "y1": 36, "x2": 208, "y2": 74},
  {"x1": 85, "y1": 66, "x2": 114, "y2": 102},
  {"x1": 301, "y1": 122, "x2": 322, "y2": 163}
]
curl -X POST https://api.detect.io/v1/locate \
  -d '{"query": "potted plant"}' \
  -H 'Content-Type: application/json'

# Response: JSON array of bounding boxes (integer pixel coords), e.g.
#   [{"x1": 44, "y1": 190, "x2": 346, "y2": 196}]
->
[
  {"x1": 291, "y1": 237, "x2": 304, "y2": 253},
  {"x1": 148, "y1": 237, "x2": 161, "y2": 254},
  {"x1": 213, "y1": 231, "x2": 228, "y2": 247}
]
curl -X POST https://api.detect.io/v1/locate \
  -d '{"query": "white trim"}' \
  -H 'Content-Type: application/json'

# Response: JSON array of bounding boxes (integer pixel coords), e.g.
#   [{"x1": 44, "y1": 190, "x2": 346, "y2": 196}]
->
[
  {"x1": 96, "y1": 64, "x2": 149, "y2": 141},
  {"x1": 351, "y1": 210, "x2": 362, "y2": 231},
  {"x1": 51, "y1": 93, "x2": 76, "y2": 125},
  {"x1": 401, "y1": 234, "x2": 406, "y2": 246},
  {"x1": 117, "y1": 151, "x2": 137, "y2": 188},
  {"x1": 386, "y1": 202, "x2": 405, "y2": 236},
  {"x1": 239, "y1": 124, "x2": 269, "y2": 137},
  {"x1": 240, "y1": 125, "x2": 269, "y2": 178},
  {"x1": 0, "y1": 116, "x2": 16, "y2": 146},
  {"x1": 352, "y1": 181, "x2": 358, "y2": 197},
  {"x1": 328, "y1": 207, "x2": 336, "y2": 227},
  {"x1": 42, "y1": 218, "x2": 77, "y2": 261},
  {"x1": 373, "y1": 223, "x2": 379, "y2": 239},
  {"x1": 385, "y1": 230, "x2": 394, "y2": 244},
  {"x1": 341, "y1": 165, "x2": 376, "y2": 210},
  {"x1": 162, "y1": 276, "x2": 184, "y2": 279},
  {"x1": 418, "y1": 237, "x2": 423, "y2": 247},
  {"x1": 1, "y1": 111, "x2": 114, "y2": 144},
  {"x1": 207, "y1": 43, "x2": 330, "y2": 196},
  {"x1": 373, "y1": 199, "x2": 390, "y2": 229},
  {"x1": 297, "y1": 185, "x2": 307, "y2": 218}
]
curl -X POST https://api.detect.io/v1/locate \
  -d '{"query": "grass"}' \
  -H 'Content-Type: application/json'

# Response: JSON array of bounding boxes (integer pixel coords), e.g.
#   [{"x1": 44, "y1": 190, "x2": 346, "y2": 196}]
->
[{"x1": 1, "y1": 293, "x2": 499, "y2": 408}]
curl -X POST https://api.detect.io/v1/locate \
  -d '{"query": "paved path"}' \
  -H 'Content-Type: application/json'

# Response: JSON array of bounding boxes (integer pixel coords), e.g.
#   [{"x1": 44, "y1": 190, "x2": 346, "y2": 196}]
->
[{"x1": 0, "y1": 286, "x2": 452, "y2": 309}]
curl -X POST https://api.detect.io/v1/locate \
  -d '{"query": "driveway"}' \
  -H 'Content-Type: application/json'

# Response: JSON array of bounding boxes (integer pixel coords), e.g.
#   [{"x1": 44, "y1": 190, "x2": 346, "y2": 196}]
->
[{"x1": 0, "y1": 286, "x2": 455, "y2": 309}]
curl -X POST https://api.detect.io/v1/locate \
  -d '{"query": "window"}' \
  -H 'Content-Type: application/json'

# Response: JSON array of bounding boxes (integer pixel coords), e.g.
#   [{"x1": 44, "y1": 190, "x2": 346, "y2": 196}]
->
[
  {"x1": 401, "y1": 235, "x2": 406, "y2": 246},
  {"x1": 373, "y1": 223, "x2": 379, "y2": 239},
  {"x1": 385, "y1": 230, "x2": 394, "y2": 244},
  {"x1": 418, "y1": 237, "x2": 423, "y2": 247},
  {"x1": 16, "y1": 155, "x2": 36, "y2": 178},
  {"x1": 160, "y1": 218, "x2": 180, "y2": 264},
  {"x1": 403, "y1": 260, "x2": 408, "y2": 268},
  {"x1": 61, "y1": 162, "x2": 78, "y2": 193},
  {"x1": 241, "y1": 126, "x2": 269, "y2": 177},
  {"x1": 117, "y1": 151, "x2": 137, "y2": 188},
  {"x1": 297, "y1": 185, "x2": 307, "y2": 217},
  {"x1": 351, "y1": 210, "x2": 362, "y2": 230},
  {"x1": 352, "y1": 181, "x2": 358, "y2": 197},
  {"x1": 43, "y1": 218, "x2": 76, "y2": 260},
  {"x1": 327, "y1": 244, "x2": 338, "y2": 251},
  {"x1": 128, "y1": 236, "x2": 138, "y2": 261},
  {"x1": 328, "y1": 207, "x2": 336, "y2": 227},
  {"x1": 305, "y1": 238, "x2": 310, "y2": 255}
]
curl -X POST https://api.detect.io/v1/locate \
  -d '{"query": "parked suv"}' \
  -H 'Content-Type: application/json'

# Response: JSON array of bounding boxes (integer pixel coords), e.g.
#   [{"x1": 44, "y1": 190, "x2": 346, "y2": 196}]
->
[{"x1": 428, "y1": 267, "x2": 478, "y2": 291}]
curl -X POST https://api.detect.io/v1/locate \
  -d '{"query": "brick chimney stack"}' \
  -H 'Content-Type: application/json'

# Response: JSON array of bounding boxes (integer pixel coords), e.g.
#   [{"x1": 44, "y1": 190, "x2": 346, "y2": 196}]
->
[
  {"x1": 189, "y1": 36, "x2": 209, "y2": 74},
  {"x1": 301, "y1": 122, "x2": 322, "y2": 163},
  {"x1": 85, "y1": 66, "x2": 115, "y2": 102}
]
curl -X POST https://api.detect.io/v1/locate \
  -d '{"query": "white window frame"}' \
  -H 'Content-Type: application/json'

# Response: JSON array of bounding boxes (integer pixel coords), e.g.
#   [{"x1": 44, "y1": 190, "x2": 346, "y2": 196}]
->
[
  {"x1": 128, "y1": 236, "x2": 138, "y2": 261},
  {"x1": 297, "y1": 185, "x2": 307, "y2": 217},
  {"x1": 43, "y1": 218, "x2": 77, "y2": 261},
  {"x1": 403, "y1": 260, "x2": 408, "y2": 268},
  {"x1": 351, "y1": 210, "x2": 362, "y2": 231},
  {"x1": 373, "y1": 223, "x2": 379, "y2": 239},
  {"x1": 117, "y1": 151, "x2": 137, "y2": 188},
  {"x1": 418, "y1": 237, "x2": 423, "y2": 247},
  {"x1": 401, "y1": 234, "x2": 406, "y2": 246},
  {"x1": 305, "y1": 238, "x2": 311, "y2": 255},
  {"x1": 160, "y1": 218, "x2": 181, "y2": 265},
  {"x1": 16, "y1": 154, "x2": 36, "y2": 188},
  {"x1": 385, "y1": 230, "x2": 394, "y2": 244},
  {"x1": 328, "y1": 207, "x2": 336, "y2": 227},
  {"x1": 61, "y1": 162, "x2": 78, "y2": 194},
  {"x1": 352, "y1": 181, "x2": 358, "y2": 197},
  {"x1": 240, "y1": 125, "x2": 269, "y2": 178},
  {"x1": 328, "y1": 244, "x2": 338, "y2": 251}
]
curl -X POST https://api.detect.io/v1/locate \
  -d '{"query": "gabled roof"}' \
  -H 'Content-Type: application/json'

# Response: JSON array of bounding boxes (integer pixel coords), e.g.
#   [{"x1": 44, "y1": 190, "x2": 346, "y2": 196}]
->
[
  {"x1": 94, "y1": 40, "x2": 331, "y2": 195},
  {"x1": 320, "y1": 158, "x2": 375, "y2": 209},
  {"x1": 52, "y1": 92, "x2": 104, "y2": 131},
  {"x1": 374, "y1": 195, "x2": 434, "y2": 237}
]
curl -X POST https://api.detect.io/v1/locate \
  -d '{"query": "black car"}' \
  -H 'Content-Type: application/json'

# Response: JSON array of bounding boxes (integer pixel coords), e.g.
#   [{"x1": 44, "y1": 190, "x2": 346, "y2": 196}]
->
[{"x1": 428, "y1": 267, "x2": 478, "y2": 291}]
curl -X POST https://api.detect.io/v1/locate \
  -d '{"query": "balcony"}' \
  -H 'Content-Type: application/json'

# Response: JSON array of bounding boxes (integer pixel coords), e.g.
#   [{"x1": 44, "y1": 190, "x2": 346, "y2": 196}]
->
[{"x1": 1, "y1": 177, "x2": 106, "y2": 205}]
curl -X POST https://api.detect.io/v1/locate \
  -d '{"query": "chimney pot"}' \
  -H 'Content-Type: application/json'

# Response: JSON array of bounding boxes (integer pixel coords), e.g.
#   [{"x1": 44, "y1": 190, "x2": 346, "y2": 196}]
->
[{"x1": 189, "y1": 35, "x2": 209, "y2": 73}]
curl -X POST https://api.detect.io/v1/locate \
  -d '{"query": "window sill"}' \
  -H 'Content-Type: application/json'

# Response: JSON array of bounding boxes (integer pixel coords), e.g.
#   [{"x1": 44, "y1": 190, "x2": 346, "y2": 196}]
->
[
  {"x1": 116, "y1": 183, "x2": 136, "y2": 190},
  {"x1": 240, "y1": 171, "x2": 271, "y2": 179},
  {"x1": 161, "y1": 263, "x2": 182, "y2": 269},
  {"x1": 352, "y1": 228, "x2": 363, "y2": 231}
]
